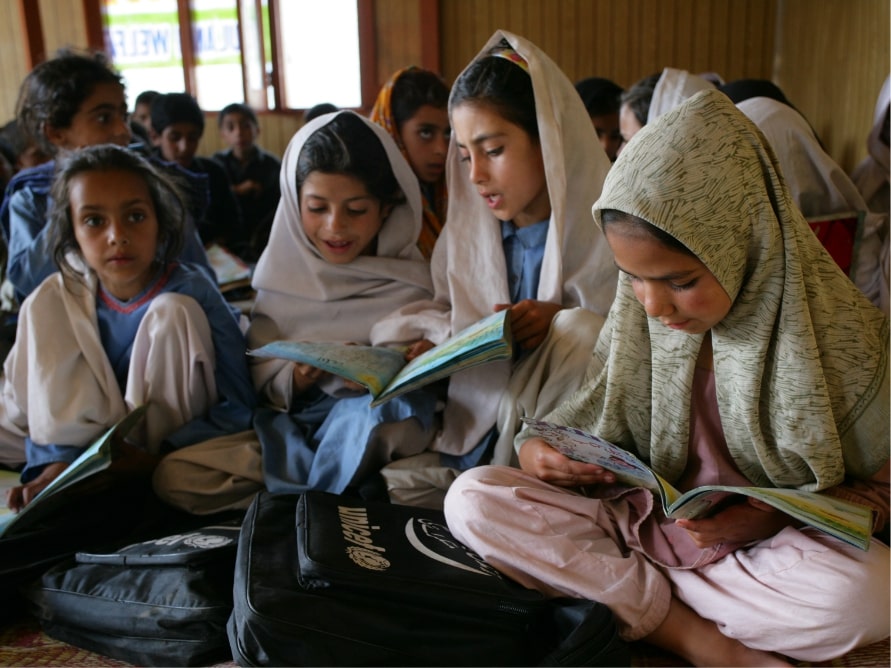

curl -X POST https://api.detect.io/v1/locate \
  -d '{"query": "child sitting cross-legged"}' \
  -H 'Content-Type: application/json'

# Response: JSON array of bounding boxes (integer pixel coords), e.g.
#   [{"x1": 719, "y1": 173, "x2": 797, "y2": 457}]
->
[{"x1": 2, "y1": 144, "x2": 255, "y2": 507}]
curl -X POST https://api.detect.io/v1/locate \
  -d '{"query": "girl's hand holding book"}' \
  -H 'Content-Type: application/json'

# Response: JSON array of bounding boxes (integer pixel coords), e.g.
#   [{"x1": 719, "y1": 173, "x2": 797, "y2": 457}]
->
[
  {"x1": 494, "y1": 300, "x2": 562, "y2": 351},
  {"x1": 293, "y1": 362, "x2": 328, "y2": 395},
  {"x1": 518, "y1": 437, "x2": 617, "y2": 488},
  {"x1": 404, "y1": 339, "x2": 435, "y2": 361},
  {"x1": 5, "y1": 461, "x2": 69, "y2": 512},
  {"x1": 675, "y1": 497, "x2": 802, "y2": 548}
]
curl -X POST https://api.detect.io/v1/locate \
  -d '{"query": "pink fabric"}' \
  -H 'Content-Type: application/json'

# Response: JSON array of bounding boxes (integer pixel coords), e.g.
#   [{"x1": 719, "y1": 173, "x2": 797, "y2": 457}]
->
[
  {"x1": 445, "y1": 466, "x2": 891, "y2": 657},
  {"x1": 444, "y1": 368, "x2": 891, "y2": 657}
]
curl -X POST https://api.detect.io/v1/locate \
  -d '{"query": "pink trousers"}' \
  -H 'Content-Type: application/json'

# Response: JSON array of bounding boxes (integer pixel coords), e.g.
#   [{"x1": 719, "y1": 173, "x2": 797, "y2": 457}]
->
[{"x1": 444, "y1": 465, "x2": 890, "y2": 661}]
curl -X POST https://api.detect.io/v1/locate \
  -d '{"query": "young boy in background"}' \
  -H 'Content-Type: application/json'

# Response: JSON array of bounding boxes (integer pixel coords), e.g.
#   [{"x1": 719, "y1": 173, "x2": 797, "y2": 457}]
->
[
  {"x1": 212, "y1": 103, "x2": 281, "y2": 261},
  {"x1": 150, "y1": 93, "x2": 243, "y2": 253}
]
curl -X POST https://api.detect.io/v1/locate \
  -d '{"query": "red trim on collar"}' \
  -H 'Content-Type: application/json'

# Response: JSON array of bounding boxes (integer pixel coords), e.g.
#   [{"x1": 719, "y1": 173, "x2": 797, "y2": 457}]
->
[{"x1": 98, "y1": 263, "x2": 177, "y2": 314}]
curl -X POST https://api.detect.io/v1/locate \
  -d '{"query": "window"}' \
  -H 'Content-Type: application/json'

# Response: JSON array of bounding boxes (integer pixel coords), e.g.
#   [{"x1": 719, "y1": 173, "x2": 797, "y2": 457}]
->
[{"x1": 101, "y1": 0, "x2": 367, "y2": 112}]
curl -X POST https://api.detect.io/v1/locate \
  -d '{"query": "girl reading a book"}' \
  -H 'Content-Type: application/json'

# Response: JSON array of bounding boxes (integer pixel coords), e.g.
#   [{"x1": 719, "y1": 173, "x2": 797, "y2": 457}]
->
[
  {"x1": 151, "y1": 111, "x2": 436, "y2": 513},
  {"x1": 2, "y1": 144, "x2": 255, "y2": 511},
  {"x1": 443, "y1": 90, "x2": 890, "y2": 665},
  {"x1": 369, "y1": 31, "x2": 618, "y2": 507}
]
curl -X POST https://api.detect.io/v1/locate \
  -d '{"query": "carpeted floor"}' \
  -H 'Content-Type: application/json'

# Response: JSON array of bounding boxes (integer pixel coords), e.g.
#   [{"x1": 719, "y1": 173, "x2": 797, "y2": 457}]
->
[{"x1": 1, "y1": 614, "x2": 888, "y2": 667}]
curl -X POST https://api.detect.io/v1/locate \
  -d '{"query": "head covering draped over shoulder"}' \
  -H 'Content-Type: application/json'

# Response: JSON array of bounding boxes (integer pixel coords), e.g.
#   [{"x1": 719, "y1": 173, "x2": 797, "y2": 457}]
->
[
  {"x1": 370, "y1": 67, "x2": 447, "y2": 259},
  {"x1": 371, "y1": 29, "x2": 616, "y2": 457},
  {"x1": 249, "y1": 111, "x2": 433, "y2": 397},
  {"x1": 647, "y1": 68, "x2": 715, "y2": 122},
  {"x1": 851, "y1": 75, "x2": 890, "y2": 215},
  {"x1": 551, "y1": 89, "x2": 888, "y2": 491},
  {"x1": 735, "y1": 96, "x2": 888, "y2": 312},
  {"x1": 441, "y1": 30, "x2": 615, "y2": 329}
]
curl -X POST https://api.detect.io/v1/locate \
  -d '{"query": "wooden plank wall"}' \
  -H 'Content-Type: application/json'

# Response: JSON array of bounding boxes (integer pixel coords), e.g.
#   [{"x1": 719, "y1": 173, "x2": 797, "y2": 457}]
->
[
  {"x1": 439, "y1": 0, "x2": 776, "y2": 91},
  {"x1": 0, "y1": 1, "x2": 30, "y2": 117},
  {"x1": 38, "y1": 0, "x2": 88, "y2": 57},
  {"x1": 774, "y1": 0, "x2": 889, "y2": 172}
]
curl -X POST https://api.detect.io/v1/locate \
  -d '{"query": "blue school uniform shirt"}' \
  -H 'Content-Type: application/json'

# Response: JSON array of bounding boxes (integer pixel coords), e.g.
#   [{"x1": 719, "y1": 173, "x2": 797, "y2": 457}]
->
[
  {"x1": 21, "y1": 262, "x2": 256, "y2": 481},
  {"x1": 501, "y1": 218, "x2": 549, "y2": 303},
  {"x1": 441, "y1": 217, "x2": 550, "y2": 471},
  {"x1": 0, "y1": 156, "x2": 214, "y2": 304}
]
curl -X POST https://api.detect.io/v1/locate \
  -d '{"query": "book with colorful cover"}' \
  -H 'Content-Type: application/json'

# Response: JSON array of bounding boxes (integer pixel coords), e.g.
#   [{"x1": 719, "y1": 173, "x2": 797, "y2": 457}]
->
[
  {"x1": 249, "y1": 310, "x2": 513, "y2": 407},
  {"x1": 521, "y1": 417, "x2": 875, "y2": 551},
  {"x1": 206, "y1": 242, "x2": 252, "y2": 292},
  {"x1": 0, "y1": 406, "x2": 147, "y2": 539}
]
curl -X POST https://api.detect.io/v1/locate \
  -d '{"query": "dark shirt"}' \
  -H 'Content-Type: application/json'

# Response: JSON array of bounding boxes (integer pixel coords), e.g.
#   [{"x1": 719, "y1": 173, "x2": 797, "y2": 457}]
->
[{"x1": 212, "y1": 146, "x2": 281, "y2": 261}]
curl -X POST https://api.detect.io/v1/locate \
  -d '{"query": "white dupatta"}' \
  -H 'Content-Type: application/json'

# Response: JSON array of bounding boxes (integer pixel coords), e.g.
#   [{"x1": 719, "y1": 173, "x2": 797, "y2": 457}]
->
[
  {"x1": 248, "y1": 111, "x2": 433, "y2": 408},
  {"x1": 371, "y1": 30, "x2": 616, "y2": 458}
]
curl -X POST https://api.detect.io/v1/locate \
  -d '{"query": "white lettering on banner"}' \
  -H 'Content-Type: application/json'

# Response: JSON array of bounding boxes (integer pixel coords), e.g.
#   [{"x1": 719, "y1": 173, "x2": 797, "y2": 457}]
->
[
  {"x1": 338, "y1": 505, "x2": 390, "y2": 571},
  {"x1": 106, "y1": 25, "x2": 179, "y2": 63}
]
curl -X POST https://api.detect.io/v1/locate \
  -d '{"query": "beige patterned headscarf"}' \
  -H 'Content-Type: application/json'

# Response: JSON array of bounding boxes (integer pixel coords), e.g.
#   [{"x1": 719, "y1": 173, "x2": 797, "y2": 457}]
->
[{"x1": 547, "y1": 89, "x2": 888, "y2": 490}]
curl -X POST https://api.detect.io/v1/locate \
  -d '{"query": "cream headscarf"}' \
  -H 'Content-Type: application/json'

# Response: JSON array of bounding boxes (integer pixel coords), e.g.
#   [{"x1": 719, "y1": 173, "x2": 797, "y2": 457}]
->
[
  {"x1": 851, "y1": 74, "x2": 890, "y2": 214},
  {"x1": 249, "y1": 111, "x2": 433, "y2": 407},
  {"x1": 736, "y1": 96, "x2": 888, "y2": 313},
  {"x1": 371, "y1": 29, "x2": 616, "y2": 456},
  {"x1": 545, "y1": 89, "x2": 888, "y2": 491},
  {"x1": 648, "y1": 68, "x2": 715, "y2": 122}
]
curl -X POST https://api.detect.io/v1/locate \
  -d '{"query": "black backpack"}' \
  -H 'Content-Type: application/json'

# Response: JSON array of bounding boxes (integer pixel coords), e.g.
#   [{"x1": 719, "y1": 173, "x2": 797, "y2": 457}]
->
[
  {"x1": 228, "y1": 491, "x2": 629, "y2": 666},
  {"x1": 26, "y1": 515, "x2": 243, "y2": 666}
]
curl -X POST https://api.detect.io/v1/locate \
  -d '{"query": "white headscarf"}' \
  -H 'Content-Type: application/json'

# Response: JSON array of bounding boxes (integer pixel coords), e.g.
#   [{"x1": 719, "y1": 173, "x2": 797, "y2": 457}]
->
[
  {"x1": 851, "y1": 75, "x2": 890, "y2": 214},
  {"x1": 737, "y1": 96, "x2": 888, "y2": 313},
  {"x1": 648, "y1": 68, "x2": 716, "y2": 122},
  {"x1": 372, "y1": 29, "x2": 616, "y2": 456},
  {"x1": 545, "y1": 89, "x2": 888, "y2": 491},
  {"x1": 249, "y1": 111, "x2": 433, "y2": 406}
]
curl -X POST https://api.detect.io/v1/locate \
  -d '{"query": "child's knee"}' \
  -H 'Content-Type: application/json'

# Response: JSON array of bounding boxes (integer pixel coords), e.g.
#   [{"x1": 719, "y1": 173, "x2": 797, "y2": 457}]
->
[{"x1": 144, "y1": 292, "x2": 207, "y2": 328}]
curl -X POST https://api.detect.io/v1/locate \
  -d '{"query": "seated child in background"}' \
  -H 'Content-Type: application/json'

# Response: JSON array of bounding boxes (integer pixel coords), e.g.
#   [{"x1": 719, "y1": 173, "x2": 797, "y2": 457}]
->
[
  {"x1": 1, "y1": 50, "x2": 210, "y2": 306},
  {"x1": 131, "y1": 89, "x2": 160, "y2": 135},
  {"x1": 149, "y1": 93, "x2": 243, "y2": 251},
  {"x1": 369, "y1": 31, "x2": 618, "y2": 508},
  {"x1": 0, "y1": 120, "x2": 51, "y2": 174},
  {"x1": 151, "y1": 111, "x2": 436, "y2": 514},
  {"x1": 2, "y1": 144, "x2": 255, "y2": 506},
  {"x1": 444, "y1": 89, "x2": 889, "y2": 666},
  {"x1": 618, "y1": 68, "x2": 714, "y2": 154},
  {"x1": 212, "y1": 102, "x2": 281, "y2": 261},
  {"x1": 303, "y1": 103, "x2": 338, "y2": 124},
  {"x1": 574, "y1": 76, "x2": 624, "y2": 162},
  {"x1": 371, "y1": 67, "x2": 450, "y2": 259}
]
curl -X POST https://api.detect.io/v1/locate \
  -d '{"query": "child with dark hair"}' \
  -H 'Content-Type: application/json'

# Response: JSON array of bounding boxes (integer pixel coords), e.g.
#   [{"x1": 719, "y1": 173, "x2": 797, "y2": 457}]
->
[
  {"x1": 131, "y1": 89, "x2": 160, "y2": 133},
  {"x1": 371, "y1": 67, "x2": 450, "y2": 258},
  {"x1": 2, "y1": 144, "x2": 254, "y2": 505},
  {"x1": 370, "y1": 31, "x2": 617, "y2": 507},
  {"x1": 574, "y1": 77, "x2": 624, "y2": 162},
  {"x1": 149, "y1": 93, "x2": 243, "y2": 252},
  {"x1": 619, "y1": 69, "x2": 714, "y2": 155},
  {"x1": 0, "y1": 50, "x2": 210, "y2": 305},
  {"x1": 152, "y1": 111, "x2": 436, "y2": 514},
  {"x1": 0, "y1": 120, "x2": 51, "y2": 173},
  {"x1": 212, "y1": 102, "x2": 281, "y2": 261},
  {"x1": 304, "y1": 102, "x2": 338, "y2": 123}
]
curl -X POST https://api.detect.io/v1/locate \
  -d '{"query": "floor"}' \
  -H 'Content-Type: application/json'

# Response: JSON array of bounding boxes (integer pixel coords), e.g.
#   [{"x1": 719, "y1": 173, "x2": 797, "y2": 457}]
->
[{"x1": 1, "y1": 613, "x2": 888, "y2": 667}]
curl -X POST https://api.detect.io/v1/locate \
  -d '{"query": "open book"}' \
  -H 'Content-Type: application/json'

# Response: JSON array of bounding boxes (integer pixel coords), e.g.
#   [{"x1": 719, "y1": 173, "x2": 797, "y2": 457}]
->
[
  {"x1": 249, "y1": 310, "x2": 513, "y2": 407},
  {"x1": 206, "y1": 242, "x2": 252, "y2": 293},
  {"x1": 522, "y1": 418, "x2": 875, "y2": 551},
  {"x1": 0, "y1": 406, "x2": 147, "y2": 539}
]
